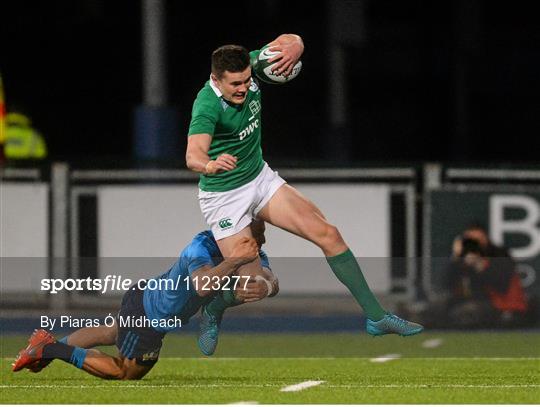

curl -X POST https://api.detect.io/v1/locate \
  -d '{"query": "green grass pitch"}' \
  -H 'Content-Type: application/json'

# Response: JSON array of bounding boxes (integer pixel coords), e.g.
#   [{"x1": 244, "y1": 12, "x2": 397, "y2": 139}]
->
[{"x1": 1, "y1": 332, "x2": 539, "y2": 404}]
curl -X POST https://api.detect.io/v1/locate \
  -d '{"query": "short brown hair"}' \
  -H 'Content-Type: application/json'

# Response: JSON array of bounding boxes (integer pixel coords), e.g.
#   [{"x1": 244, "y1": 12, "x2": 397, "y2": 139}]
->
[{"x1": 211, "y1": 45, "x2": 250, "y2": 79}]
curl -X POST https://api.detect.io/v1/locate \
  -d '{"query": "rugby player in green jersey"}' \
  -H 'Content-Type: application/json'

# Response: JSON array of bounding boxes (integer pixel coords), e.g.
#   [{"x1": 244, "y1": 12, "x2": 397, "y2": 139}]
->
[{"x1": 186, "y1": 34, "x2": 423, "y2": 355}]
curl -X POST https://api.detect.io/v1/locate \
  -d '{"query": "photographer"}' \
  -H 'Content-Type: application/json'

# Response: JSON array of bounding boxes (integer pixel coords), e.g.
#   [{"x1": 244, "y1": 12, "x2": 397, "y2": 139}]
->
[{"x1": 445, "y1": 224, "x2": 528, "y2": 328}]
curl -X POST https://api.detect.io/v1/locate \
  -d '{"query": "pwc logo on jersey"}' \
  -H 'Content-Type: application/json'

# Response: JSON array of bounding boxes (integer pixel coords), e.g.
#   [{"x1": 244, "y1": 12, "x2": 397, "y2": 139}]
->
[
  {"x1": 219, "y1": 218, "x2": 233, "y2": 230},
  {"x1": 239, "y1": 119, "x2": 259, "y2": 141}
]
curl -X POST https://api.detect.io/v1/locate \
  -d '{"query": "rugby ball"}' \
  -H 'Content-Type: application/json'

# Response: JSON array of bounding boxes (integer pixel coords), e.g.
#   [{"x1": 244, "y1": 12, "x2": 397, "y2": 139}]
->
[{"x1": 251, "y1": 45, "x2": 302, "y2": 84}]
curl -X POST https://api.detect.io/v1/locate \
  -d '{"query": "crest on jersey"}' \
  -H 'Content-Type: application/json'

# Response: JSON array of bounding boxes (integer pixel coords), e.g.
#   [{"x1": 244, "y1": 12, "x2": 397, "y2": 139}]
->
[{"x1": 249, "y1": 100, "x2": 261, "y2": 117}]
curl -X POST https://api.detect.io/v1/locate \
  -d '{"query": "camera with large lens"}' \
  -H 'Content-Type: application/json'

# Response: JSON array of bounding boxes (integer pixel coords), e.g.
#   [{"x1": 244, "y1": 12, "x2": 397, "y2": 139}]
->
[{"x1": 460, "y1": 238, "x2": 484, "y2": 257}]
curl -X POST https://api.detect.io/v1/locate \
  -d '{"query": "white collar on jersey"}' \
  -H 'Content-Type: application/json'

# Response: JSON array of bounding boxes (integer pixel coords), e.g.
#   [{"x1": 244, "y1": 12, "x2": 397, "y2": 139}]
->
[{"x1": 209, "y1": 75, "x2": 222, "y2": 97}]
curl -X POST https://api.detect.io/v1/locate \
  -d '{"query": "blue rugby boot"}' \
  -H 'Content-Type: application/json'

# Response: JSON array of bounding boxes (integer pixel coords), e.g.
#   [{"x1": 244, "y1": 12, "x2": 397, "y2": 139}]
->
[
  {"x1": 366, "y1": 313, "x2": 424, "y2": 337},
  {"x1": 198, "y1": 305, "x2": 222, "y2": 356}
]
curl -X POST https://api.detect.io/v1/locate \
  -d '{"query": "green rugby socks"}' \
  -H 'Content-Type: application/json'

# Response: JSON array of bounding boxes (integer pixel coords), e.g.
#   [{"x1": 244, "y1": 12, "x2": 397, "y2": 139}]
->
[
  {"x1": 327, "y1": 249, "x2": 386, "y2": 321},
  {"x1": 206, "y1": 289, "x2": 240, "y2": 318}
]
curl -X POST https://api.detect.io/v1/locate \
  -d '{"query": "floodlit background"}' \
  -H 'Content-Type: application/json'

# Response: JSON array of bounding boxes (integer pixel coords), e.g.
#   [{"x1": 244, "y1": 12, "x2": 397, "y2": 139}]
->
[{"x1": 1, "y1": 0, "x2": 539, "y2": 349}]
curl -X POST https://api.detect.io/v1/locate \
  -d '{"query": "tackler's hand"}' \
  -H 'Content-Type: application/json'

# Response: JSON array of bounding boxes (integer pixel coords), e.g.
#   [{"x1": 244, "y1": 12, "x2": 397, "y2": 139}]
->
[
  {"x1": 230, "y1": 237, "x2": 259, "y2": 266},
  {"x1": 235, "y1": 276, "x2": 272, "y2": 303}
]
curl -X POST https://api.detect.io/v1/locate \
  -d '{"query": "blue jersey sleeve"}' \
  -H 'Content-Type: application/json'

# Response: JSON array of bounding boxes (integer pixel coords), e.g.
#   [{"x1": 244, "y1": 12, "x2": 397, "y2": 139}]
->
[
  {"x1": 183, "y1": 231, "x2": 220, "y2": 275},
  {"x1": 259, "y1": 249, "x2": 271, "y2": 270},
  {"x1": 186, "y1": 247, "x2": 214, "y2": 275}
]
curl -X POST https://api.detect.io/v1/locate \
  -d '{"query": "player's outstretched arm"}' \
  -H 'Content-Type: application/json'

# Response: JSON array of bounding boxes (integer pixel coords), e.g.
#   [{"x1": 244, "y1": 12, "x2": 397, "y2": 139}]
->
[
  {"x1": 186, "y1": 133, "x2": 237, "y2": 175},
  {"x1": 267, "y1": 34, "x2": 304, "y2": 76},
  {"x1": 191, "y1": 237, "x2": 258, "y2": 297}
]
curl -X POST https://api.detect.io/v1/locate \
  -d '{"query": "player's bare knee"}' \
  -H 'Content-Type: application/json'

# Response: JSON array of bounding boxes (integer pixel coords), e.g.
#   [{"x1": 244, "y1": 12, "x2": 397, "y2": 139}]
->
[
  {"x1": 116, "y1": 358, "x2": 151, "y2": 380},
  {"x1": 104, "y1": 364, "x2": 127, "y2": 380},
  {"x1": 111, "y1": 366, "x2": 137, "y2": 381},
  {"x1": 316, "y1": 224, "x2": 344, "y2": 251},
  {"x1": 104, "y1": 357, "x2": 133, "y2": 380}
]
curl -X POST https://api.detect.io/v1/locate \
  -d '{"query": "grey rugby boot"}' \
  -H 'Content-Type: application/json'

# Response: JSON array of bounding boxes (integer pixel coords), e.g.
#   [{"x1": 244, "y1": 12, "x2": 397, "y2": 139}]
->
[{"x1": 198, "y1": 306, "x2": 222, "y2": 356}]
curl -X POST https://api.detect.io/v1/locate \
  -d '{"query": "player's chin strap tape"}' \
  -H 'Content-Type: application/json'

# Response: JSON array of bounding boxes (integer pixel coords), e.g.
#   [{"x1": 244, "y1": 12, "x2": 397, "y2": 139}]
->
[{"x1": 254, "y1": 275, "x2": 275, "y2": 297}]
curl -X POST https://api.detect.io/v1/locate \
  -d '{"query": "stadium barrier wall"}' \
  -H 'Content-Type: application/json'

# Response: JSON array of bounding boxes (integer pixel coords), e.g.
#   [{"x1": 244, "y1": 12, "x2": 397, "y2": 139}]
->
[
  {"x1": 1, "y1": 163, "x2": 418, "y2": 309},
  {"x1": 95, "y1": 184, "x2": 390, "y2": 293},
  {"x1": 9, "y1": 163, "x2": 540, "y2": 312},
  {"x1": 0, "y1": 167, "x2": 49, "y2": 306}
]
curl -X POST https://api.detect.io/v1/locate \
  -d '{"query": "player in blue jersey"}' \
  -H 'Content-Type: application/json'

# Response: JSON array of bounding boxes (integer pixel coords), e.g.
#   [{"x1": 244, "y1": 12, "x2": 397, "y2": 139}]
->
[{"x1": 13, "y1": 222, "x2": 277, "y2": 380}]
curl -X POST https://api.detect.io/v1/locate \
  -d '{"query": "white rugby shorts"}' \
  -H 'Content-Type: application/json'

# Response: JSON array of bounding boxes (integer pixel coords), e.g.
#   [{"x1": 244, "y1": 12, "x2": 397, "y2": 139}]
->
[{"x1": 198, "y1": 162, "x2": 286, "y2": 240}]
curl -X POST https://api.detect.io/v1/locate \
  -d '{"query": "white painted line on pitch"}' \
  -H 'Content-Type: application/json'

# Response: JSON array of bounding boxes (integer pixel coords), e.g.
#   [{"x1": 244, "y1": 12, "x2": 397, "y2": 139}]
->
[
  {"x1": 331, "y1": 384, "x2": 540, "y2": 389},
  {"x1": 2, "y1": 356, "x2": 539, "y2": 361},
  {"x1": 228, "y1": 401, "x2": 259, "y2": 405},
  {"x1": 143, "y1": 356, "x2": 539, "y2": 360},
  {"x1": 0, "y1": 384, "x2": 276, "y2": 389},
  {"x1": 175, "y1": 356, "x2": 536, "y2": 360},
  {"x1": 280, "y1": 380, "x2": 325, "y2": 392},
  {"x1": 422, "y1": 338, "x2": 443, "y2": 349},
  {"x1": 370, "y1": 353, "x2": 401, "y2": 363},
  {"x1": 1, "y1": 384, "x2": 538, "y2": 389}
]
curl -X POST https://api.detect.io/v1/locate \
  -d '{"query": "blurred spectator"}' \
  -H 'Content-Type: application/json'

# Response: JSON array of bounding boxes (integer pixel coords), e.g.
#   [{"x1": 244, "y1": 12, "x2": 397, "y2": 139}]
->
[
  {"x1": 4, "y1": 108, "x2": 47, "y2": 160},
  {"x1": 444, "y1": 224, "x2": 528, "y2": 328},
  {"x1": 0, "y1": 72, "x2": 5, "y2": 164}
]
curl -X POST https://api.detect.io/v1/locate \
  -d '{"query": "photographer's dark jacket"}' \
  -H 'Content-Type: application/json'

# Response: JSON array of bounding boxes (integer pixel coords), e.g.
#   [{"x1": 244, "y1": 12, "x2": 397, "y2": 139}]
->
[{"x1": 447, "y1": 244, "x2": 528, "y2": 313}]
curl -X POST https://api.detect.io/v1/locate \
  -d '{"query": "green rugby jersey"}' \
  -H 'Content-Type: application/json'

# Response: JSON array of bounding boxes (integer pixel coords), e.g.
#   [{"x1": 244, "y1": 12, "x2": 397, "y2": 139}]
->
[{"x1": 188, "y1": 50, "x2": 265, "y2": 192}]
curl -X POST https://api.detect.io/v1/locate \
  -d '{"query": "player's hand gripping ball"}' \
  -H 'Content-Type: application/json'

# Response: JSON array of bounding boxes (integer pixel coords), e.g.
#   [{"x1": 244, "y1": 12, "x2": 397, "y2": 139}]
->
[{"x1": 251, "y1": 45, "x2": 302, "y2": 84}]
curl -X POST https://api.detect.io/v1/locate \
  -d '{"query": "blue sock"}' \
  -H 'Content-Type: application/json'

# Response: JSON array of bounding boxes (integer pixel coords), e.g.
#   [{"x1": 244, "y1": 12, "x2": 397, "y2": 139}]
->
[{"x1": 69, "y1": 347, "x2": 88, "y2": 369}]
